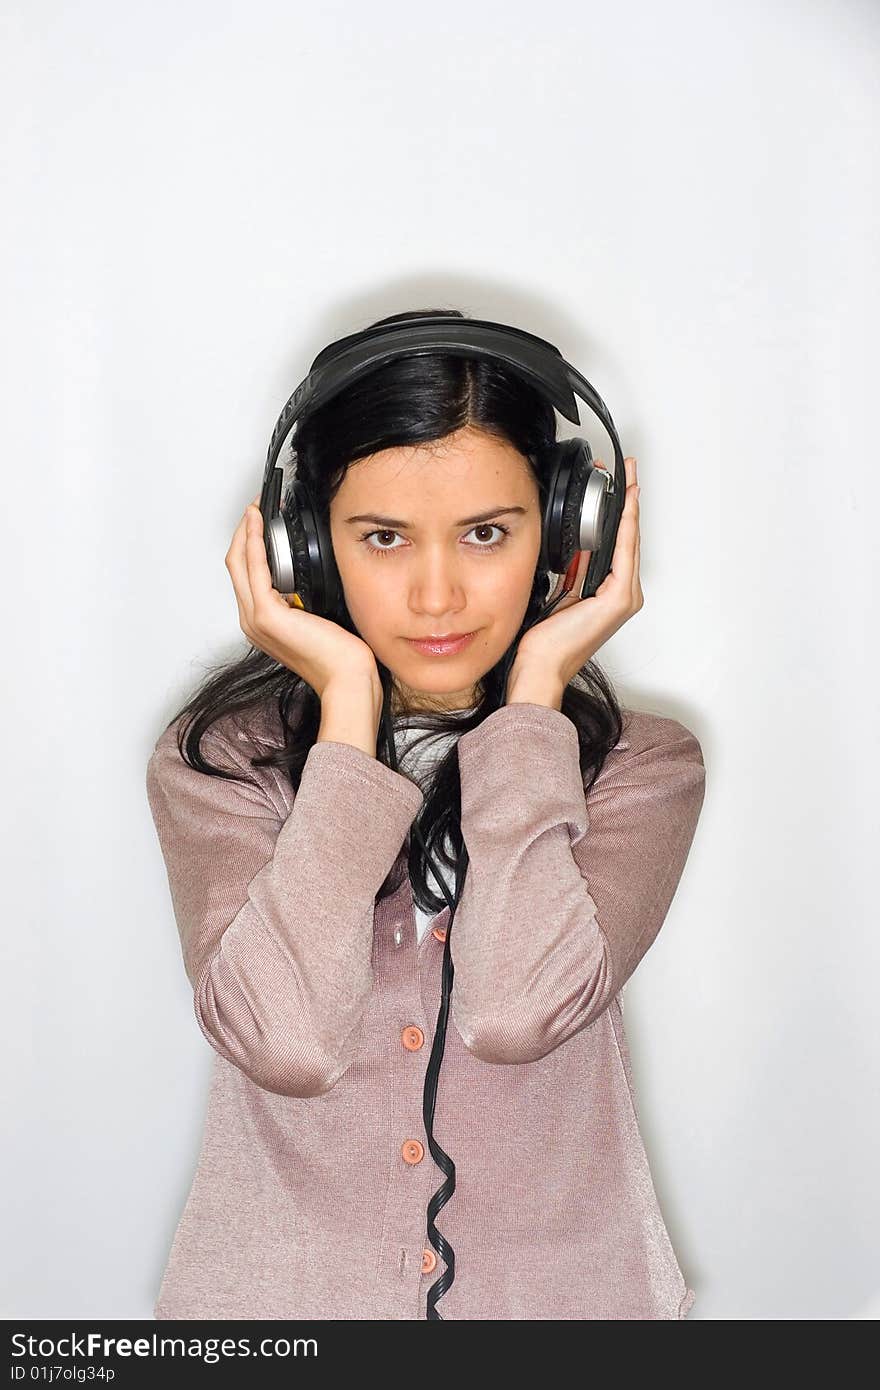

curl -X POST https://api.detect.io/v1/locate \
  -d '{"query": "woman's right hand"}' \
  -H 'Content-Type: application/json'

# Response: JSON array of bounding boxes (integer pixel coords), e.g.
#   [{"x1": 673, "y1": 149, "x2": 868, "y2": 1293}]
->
[{"x1": 225, "y1": 499, "x2": 381, "y2": 701}]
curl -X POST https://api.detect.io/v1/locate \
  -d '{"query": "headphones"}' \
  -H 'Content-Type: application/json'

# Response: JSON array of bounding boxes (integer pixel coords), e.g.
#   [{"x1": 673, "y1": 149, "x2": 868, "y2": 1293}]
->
[{"x1": 256, "y1": 315, "x2": 627, "y2": 1318}]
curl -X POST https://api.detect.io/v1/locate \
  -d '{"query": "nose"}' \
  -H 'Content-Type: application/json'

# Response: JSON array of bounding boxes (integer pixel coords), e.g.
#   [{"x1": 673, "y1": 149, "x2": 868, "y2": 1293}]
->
[{"x1": 408, "y1": 547, "x2": 467, "y2": 619}]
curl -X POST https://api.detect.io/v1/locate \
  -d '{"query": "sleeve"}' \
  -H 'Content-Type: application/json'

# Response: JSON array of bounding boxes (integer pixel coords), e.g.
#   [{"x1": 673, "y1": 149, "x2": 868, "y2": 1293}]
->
[
  {"x1": 145, "y1": 722, "x2": 425, "y2": 1097},
  {"x1": 449, "y1": 702, "x2": 706, "y2": 1064}
]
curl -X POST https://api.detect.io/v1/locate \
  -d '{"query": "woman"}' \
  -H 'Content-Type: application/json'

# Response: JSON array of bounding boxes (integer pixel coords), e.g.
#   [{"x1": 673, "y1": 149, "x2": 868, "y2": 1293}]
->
[{"x1": 145, "y1": 306, "x2": 706, "y2": 1320}]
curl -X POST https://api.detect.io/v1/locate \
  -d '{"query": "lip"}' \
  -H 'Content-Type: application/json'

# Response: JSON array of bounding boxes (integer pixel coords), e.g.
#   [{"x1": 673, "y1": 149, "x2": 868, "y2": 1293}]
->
[{"x1": 404, "y1": 631, "x2": 477, "y2": 656}]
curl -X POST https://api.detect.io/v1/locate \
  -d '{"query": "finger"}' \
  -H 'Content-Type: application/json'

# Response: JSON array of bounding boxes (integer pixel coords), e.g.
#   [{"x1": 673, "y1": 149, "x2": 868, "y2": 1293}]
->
[
  {"x1": 628, "y1": 475, "x2": 641, "y2": 599},
  {"x1": 226, "y1": 508, "x2": 257, "y2": 630},
  {"x1": 604, "y1": 469, "x2": 640, "y2": 587},
  {"x1": 632, "y1": 490, "x2": 641, "y2": 605},
  {"x1": 244, "y1": 504, "x2": 281, "y2": 616}
]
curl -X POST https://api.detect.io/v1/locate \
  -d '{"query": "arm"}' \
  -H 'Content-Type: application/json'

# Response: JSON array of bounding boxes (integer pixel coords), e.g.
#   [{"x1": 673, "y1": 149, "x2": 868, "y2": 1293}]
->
[
  {"x1": 449, "y1": 702, "x2": 706, "y2": 1063},
  {"x1": 145, "y1": 710, "x2": 424, "y2": 1098}
]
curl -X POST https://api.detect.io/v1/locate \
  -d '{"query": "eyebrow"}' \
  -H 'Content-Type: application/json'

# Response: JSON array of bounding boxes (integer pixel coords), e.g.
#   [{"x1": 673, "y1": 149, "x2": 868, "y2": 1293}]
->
[{"x1": 344, "y1": 505, "x2": 528, "y2": 528}]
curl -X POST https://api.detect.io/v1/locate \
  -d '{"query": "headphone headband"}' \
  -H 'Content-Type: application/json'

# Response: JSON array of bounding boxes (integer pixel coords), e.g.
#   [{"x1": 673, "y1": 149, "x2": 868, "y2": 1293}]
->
[{"x1": 260, "y1": 315, "x2": 620, "y2": 502}]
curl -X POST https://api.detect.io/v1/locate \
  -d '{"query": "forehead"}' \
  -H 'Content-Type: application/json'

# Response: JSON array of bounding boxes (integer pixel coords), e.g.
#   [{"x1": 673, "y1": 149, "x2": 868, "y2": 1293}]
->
[{"x1": 335, "y1": 427, "x2": 535, "y2": 505}]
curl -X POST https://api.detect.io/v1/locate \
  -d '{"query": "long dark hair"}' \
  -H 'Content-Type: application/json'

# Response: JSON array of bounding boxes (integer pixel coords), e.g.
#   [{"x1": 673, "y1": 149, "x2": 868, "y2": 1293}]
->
[{"x1": 162, "y1": 307, "x2": 625, "y2": 913}]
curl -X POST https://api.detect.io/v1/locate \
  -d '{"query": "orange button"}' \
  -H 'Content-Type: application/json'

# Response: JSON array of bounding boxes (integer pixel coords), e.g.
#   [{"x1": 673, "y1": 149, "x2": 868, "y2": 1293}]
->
[
  {"x1": 432, "y1": 924, "x2": 447, "y2": 942},
  {"x1": 401, "y1": 1139, "x2": 424, "y2": 1164},
  {"x1": 421, "y1": 1248, "x2": 437, "y2": 1274},
  {"x1": 401, "y1": 1025, "x2": 424, "y2": 1051}
]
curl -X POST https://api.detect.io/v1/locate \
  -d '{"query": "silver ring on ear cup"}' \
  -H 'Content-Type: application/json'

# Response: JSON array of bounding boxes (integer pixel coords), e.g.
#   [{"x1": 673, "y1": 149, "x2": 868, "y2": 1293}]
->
[
  {"x1": 266, "y1": 514, "x2": 297, "y2": 594},
  {"x1": 540, "y1": 438, "x2": 598, "y2": 573},
  {"x1": 579, "y1": 462, "x2": 613, "y2": 552}
]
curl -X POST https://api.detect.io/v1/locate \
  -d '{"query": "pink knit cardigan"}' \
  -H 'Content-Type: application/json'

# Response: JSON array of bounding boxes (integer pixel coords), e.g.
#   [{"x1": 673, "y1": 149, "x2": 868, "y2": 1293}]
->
[{"x1": 145, "y1": 698, "x2": 706, "y2": 1320}]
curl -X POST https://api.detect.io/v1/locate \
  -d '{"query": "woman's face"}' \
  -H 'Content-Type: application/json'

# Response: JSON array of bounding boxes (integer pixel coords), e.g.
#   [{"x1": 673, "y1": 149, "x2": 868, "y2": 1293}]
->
[{"x1": 329, "y1": 425, "x2": 543, "y2": 714}]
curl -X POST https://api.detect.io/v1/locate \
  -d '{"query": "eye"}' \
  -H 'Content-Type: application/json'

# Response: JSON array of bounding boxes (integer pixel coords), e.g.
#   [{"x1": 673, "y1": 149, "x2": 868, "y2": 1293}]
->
[
  {"x1": 358, "y1": 522, "x2": 512, "y2": 557},
  {"x1": 359, "y1": 528, "x2": 407, "y2": 554},
  {"x1": 465, "y1": 522, "x2": 511, "y2": 550}
]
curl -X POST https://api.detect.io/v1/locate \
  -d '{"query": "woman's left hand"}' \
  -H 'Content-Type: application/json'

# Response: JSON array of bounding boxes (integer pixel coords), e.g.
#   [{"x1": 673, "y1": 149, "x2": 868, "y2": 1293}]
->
[{"x1": 512, "y1": 456, "x2": 642, "y2": 687}]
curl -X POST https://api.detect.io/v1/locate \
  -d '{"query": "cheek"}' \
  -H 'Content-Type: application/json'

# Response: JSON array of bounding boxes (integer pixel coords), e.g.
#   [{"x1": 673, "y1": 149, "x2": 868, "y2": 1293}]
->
[
  {"x1": 334, "y1": 547, "x2": 380, "y2": 608},
  {"x1": 336, "y1": 567, "x2": 385, "y2": 644},
  {"x1": 483, "y1": 551, "x2": 537, "y2": 603},
  {"x1": 337, "y1": 558, "x2": 411, "y2": 646}
]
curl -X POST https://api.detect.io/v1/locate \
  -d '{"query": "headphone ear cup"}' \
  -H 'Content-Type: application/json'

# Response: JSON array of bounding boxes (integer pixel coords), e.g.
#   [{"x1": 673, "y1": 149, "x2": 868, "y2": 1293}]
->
[
  {"x1": 284, "y1": 477, "x2": 346, "y2": 622},
  {"x1": 539, "y1": 438, "x2": 594, "y2": 573},
  {"x1": 539, "y1": 437, "x2": 622, "y2": 600}
]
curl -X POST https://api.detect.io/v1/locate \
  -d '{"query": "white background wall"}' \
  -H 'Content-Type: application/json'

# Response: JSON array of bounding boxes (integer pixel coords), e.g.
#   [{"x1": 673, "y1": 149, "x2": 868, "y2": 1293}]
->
[{"x1": 3, "y1": 0, "x2": 877, "y2": 1320}]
